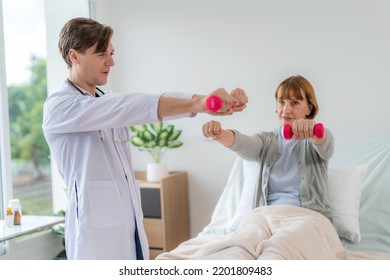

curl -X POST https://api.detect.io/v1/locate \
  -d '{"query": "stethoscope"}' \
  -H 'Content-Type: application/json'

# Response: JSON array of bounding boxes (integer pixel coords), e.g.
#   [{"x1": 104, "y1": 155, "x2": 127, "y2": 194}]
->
[
  {"x1": 66, "y1": 79, "x2": 130, "y2": 143},
  {"x1": 66, "y1": 78, "x2": 105, "y2": 97}
]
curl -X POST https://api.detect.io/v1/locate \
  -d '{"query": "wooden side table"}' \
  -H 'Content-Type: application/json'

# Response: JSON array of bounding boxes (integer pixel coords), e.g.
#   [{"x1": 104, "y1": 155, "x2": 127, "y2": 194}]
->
[{"x1": 135, "y1": 171, "x2": 189, "y2": 259}]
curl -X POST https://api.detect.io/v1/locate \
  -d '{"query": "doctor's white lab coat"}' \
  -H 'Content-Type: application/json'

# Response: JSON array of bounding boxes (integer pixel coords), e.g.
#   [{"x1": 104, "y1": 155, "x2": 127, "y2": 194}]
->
[{"x1": 42, "y1": 81, "x2": 194, "y2": 259}]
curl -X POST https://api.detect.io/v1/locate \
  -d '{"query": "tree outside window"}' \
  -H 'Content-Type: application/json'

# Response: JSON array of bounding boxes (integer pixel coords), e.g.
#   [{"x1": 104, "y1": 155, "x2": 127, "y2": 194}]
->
[
  {"x1": 2, "y1": 0, "x2": 52, "y2": 216},
  {"x1": 8, "y1": 56, "x2": 52, "y2": 215}
]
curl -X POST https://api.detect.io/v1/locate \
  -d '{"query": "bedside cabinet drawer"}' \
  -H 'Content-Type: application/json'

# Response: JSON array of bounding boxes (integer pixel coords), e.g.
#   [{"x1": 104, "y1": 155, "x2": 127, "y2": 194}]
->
[
  {"x1": 143, "y1": 218, "x2": 163, "y2": 248},
  {"x1": 140, "y1": 188, "x2": 161, "y2": 218}
]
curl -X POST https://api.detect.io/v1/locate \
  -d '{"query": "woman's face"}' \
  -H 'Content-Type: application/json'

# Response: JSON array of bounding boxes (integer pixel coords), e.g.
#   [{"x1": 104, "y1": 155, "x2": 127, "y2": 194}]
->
[{"x1": 276, "y1": 88, "x2": 312, "y2": 125}]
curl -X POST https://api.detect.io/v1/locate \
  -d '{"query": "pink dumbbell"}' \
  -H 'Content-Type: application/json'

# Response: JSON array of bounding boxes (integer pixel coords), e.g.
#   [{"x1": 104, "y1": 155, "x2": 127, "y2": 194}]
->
[
  {"x1": 283, "y1": 123, "x2": 324, "y2": 140},
  {"x1": 205, "y1": 95, "x2": 236, "y2": 112}
]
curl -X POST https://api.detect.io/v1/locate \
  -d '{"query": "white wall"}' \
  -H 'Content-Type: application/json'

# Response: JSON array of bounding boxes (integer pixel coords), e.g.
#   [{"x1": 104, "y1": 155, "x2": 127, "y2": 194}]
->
[
  {"x1": 102, "y1": 0, "x2": 390, "y2": 237},
  {"x1": 44, "y1": 0, "x2": 90, "y2": 213}
]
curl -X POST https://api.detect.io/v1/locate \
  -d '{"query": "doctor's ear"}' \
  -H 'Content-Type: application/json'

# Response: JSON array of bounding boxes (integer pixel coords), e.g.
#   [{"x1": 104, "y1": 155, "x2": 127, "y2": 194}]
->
[{"x1": 69, "y1": 49, "x2": 79, "y2": 64}]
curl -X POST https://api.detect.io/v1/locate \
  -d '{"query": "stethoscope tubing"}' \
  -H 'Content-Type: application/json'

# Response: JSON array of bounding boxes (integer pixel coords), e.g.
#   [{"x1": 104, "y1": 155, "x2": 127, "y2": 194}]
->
[{"x1": 66, "y1": 78, "x2": 105, "y2": 97}]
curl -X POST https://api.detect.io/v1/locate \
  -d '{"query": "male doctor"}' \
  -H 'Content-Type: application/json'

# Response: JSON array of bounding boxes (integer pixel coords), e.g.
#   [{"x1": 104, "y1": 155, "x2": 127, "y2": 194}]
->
[{"x1": 42, "y1": 17, "x2": 248, "y2": 260}]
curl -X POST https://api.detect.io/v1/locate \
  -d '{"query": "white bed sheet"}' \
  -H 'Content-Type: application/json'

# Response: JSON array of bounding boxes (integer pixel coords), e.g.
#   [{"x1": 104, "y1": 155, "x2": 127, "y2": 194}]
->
[
  {"x1": 158, "y1": 205, "x2": 390, "y2": 260},
  {"x1": 199, "y1": 139, "x2": 390, "y2": 255}
]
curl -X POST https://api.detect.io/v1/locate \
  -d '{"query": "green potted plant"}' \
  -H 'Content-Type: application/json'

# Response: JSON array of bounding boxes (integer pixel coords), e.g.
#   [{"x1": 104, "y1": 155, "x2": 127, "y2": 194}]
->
[{"x1": 130, "y1": 121, "x2": 183, "y2": 182}]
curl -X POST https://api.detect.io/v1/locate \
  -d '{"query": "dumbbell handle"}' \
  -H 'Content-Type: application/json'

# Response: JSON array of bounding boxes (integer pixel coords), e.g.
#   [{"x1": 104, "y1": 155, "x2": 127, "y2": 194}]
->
[
  {"x1": 205, "y1": 95, "x2": 236, "y2": 112},
  {"x1": 283, "y1": 123, "x2": 324, "y2": 140}
]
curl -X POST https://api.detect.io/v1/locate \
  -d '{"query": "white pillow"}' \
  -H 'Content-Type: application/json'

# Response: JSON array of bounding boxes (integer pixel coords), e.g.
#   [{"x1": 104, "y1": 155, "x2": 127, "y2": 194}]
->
[
  {"x1": 328, "y1": 165, "x2": 368, "y2": 243},
  {"x1": 227, "y1": 160, "x2": 259, "y2": 232}
]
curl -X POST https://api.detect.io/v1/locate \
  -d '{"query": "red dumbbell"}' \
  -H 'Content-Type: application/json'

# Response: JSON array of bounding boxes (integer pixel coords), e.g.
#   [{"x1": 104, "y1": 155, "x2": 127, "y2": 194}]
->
[
  {"x1": 205, "y1": 95, "x2": 236, "y2": 112},
  {"x1": 283, "y1": 123, "x2": 324, "y2": 140}
]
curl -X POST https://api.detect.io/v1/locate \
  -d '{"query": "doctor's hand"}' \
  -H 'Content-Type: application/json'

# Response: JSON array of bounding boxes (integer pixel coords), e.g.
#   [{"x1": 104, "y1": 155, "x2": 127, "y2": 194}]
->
[
  {"x1": 202, "y1": 120, "x2": 235, "y2": 147},
  {"x1": 230, "y1": 88, "x2": 248, "y2": 112},
  {"x1": 203, "y1": 88, "x2": 236, "y2": 115}
]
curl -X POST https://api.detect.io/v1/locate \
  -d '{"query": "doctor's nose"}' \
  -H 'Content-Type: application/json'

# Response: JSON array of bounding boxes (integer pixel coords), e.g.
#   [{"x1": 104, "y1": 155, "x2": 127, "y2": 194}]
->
[{"x1": 107, "y1": 56, "x2": 115, "y2": 67}]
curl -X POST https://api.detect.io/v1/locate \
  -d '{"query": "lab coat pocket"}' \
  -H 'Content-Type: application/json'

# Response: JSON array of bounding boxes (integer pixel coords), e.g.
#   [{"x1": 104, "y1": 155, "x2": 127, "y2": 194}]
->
[{"x1": 86, "y1": 180, "x2": 125, "y2": 228}]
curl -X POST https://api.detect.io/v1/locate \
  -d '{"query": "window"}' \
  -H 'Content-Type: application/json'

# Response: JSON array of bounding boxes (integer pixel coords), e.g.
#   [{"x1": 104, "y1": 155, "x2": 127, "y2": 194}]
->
[
  {"x1": 0, "y1": 0, "x2": 91, "y2": 259},
  {"x1": 1, "y1": 0, "x2": 52, "y2": 215},
  {"x1": 1, "y1": 0, "x2": 93, "y2": 220}
]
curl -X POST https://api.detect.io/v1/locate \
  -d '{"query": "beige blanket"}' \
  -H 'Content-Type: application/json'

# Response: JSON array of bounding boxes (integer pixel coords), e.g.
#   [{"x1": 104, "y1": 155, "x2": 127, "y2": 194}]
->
[{"x1": 156, "y1": 205, "x2": 390, "y2": 260}]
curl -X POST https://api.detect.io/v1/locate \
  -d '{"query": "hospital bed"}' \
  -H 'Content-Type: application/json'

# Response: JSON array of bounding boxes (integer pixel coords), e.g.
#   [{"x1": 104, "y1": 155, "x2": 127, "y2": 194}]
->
[{"x1": 156, "y1": 139, "x2": 390, "y2": 259}]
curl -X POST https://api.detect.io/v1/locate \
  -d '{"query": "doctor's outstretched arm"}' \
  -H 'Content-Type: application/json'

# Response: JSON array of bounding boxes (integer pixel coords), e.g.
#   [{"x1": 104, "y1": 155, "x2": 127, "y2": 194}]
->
[{"x1": 157, "y1": 88, "x2": 247, "y2": 118}]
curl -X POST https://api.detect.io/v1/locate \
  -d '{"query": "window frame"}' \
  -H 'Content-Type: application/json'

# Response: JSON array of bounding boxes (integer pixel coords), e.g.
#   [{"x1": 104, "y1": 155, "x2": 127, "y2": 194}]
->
[{"x1": 0, "y1": 0, "x2": 13, "y2": 219}]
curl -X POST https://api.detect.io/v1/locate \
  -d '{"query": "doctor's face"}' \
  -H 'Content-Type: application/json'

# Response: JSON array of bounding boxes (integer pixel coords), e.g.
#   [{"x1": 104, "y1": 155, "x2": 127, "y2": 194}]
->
[{"x1": 77, "y1": 42, "x2": 115, "y2": 87}]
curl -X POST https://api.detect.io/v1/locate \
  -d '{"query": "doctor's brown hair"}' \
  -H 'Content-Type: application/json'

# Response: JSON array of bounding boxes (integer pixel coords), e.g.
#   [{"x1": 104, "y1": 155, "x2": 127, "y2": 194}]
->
[
  {"x1": 58, "y1": 17, "x2": 114, "y2": 68},
  {"x1": 274, "y1": 75, "x2": 319, "y2": 119}
]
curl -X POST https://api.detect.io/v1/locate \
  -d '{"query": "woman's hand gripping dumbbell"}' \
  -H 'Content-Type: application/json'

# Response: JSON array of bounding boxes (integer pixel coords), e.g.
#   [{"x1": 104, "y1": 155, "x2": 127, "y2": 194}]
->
[{"x1": 283, "y1": 123, "x2": 324, "y2": 140}]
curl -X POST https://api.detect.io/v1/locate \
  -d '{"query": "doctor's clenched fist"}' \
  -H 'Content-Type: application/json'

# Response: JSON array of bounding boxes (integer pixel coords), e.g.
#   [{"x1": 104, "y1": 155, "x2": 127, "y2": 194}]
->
[{"x1": 230, "y1": 88, "x2": 248, "y2": 112}]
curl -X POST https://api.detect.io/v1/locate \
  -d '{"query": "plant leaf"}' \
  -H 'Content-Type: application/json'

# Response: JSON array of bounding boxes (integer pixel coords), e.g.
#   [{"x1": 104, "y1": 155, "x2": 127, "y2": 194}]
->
[
  {"x1": 142, "y1": 130, "x2": 155, "y2": 142},
  {"x1": 167, "y1": 141, "x2": 183, "y2": 148},
  {"x1": 158, "y1": 130, "x2": 169, "y2": 141},
  {"x1": 157, "y1": 138, "x2": 167, "y2": 147},
  {"x1": 168, "y1": 130, "x2": 182, "y2": 141},
  {"x1": 150, "y1": 121, "x2": 163, "y2": 133},
  {"x1": 166, "y1": 124, "x2": 174, "y2": 136},
  {"x1": 131, "y1": 136, "x2": 145, "y2": 147},
  {"x1": 145, "y1": 142, "x2": 155, "y2": 148},
  {"x1": 130, "y1": 125, "x2": 147, "y2": 133}
]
